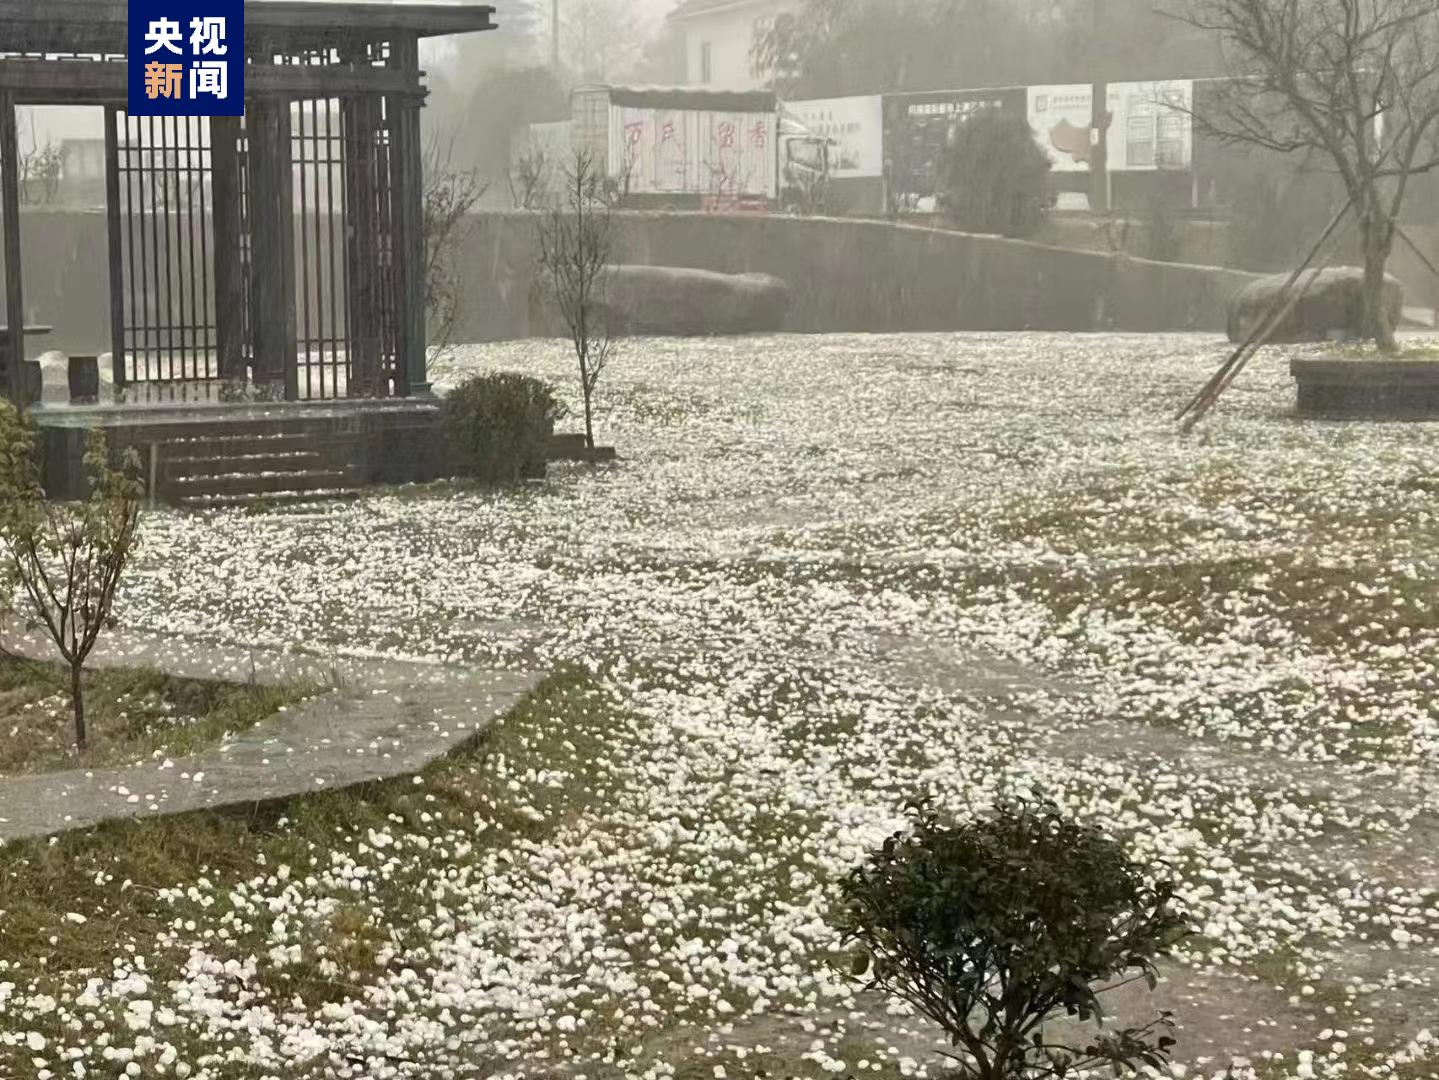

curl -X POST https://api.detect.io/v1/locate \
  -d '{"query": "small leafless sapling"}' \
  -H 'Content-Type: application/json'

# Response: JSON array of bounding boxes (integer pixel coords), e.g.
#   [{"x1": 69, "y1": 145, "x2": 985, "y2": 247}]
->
[
  {"x1": 509, "y1": 145, "x2": 553, "y2": 210},
  {"x1": 0, "y1": 430, "x2": 143, "y2": 751},
  {"x1": 423, "y1": 136, "x2": 490, "y2": 361},
  {"x1": 537, "y1": 150, "x2": 615, "y2": 451}
]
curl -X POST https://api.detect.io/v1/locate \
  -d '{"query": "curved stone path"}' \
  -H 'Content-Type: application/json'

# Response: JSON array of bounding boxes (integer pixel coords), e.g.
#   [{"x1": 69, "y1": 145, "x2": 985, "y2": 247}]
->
[{"x1": 0, "y1": 624, "x2": 539, "y2": 843}]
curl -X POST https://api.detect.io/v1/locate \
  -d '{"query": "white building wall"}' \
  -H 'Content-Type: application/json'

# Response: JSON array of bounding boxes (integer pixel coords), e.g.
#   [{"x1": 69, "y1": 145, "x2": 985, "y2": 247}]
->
[{"x1": 678, "y1": 0, "x2": 795, "y2": 90}]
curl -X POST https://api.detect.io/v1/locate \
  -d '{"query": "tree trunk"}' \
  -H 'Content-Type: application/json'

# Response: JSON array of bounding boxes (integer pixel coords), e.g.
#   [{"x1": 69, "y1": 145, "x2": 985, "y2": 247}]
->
[
  {"x1": 580, "y1": 364, "x2": 596, "y2": 450},
  {"x1": 70, "y1": 662, "x2": 87, "y2": 751},
  {"x1": 1361, "y1": 221, "x2": 1398, "y2": 352}
]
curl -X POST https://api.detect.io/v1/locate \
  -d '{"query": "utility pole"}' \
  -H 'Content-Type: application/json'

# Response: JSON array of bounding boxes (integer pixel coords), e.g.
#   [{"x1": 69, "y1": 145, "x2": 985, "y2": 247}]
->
[{"x1": 551, "y1": 0, "x2": 560, "y2": 72}]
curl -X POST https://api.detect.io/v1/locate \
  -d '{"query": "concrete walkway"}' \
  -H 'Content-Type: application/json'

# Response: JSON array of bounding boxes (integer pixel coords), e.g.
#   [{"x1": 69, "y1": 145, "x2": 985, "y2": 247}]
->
[{"x1": 0, "y1": 625, "x2": 539, "y2": 843}]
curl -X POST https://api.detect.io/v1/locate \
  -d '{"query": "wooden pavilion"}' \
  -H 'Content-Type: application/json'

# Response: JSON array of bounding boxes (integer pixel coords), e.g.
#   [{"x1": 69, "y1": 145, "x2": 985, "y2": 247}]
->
[{"x1": 0, "y1": 0, "x2": 494, "y2": 407}]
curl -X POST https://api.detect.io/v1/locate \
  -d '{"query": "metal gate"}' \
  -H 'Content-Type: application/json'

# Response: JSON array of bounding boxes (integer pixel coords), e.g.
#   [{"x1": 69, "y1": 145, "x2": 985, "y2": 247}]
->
[
  {"x1": 107, "y1": 110, "x2": 221, "y2": 389},
  {"x1": 291, "y1": 95, "x2": 402, "y2": 399},
  {"x1": 106, "y1": 97, "x2": 404, "y2": 401},
  {"x1": 291, "y1": 96, "x2": 401, "y2": 400}
]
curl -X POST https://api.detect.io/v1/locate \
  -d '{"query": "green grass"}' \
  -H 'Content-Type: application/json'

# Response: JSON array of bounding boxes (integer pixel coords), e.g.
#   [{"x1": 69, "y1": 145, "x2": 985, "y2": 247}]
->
[
  {"x1": 0, "y1": 669, "x2": 620, "y2": 1077},
  {"x1": 0, "y1": 655, "x2": 307, "y2": 774}
]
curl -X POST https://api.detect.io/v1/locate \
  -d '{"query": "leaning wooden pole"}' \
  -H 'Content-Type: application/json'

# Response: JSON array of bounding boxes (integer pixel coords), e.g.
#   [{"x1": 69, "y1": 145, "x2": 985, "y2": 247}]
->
[{"x1": 1175, "y1": 196, "x2": 1354, "y2": 431}]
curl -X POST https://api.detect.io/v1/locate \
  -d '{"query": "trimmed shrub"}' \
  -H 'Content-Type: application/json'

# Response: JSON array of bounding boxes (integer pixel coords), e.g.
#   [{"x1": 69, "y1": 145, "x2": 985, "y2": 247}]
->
[
  {"x1": 839, "y1": 798, "x2": 1190, "y2": 1080},
  {"x1": 940, "y1": 108, "x2": 1053, "y2": 238},
  {"x1": 443, "y1": 372, "x2": 566, "y2": 485}
]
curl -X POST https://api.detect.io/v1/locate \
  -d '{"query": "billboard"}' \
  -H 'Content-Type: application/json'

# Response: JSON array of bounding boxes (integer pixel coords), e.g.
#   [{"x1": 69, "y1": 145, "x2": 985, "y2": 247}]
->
[
  {"x1": 1027, "y1": 84, "x2": 1104, "y2": 172},
  {"x1": 610, "y1": 107, "x2": 777, "y2": 199},
  {"x1": 883, "y1": 87, "x2": 1027, "y2": 204},
  {"x1": 1108, "y1": 81, "x2": 1193, "y2": 172},
  {"x1": 1026, "y1": 81, "x2": 1193, "y2": 173},
  {"x1": 787, "y1": 96, "x2": 884, "y2": 179}
]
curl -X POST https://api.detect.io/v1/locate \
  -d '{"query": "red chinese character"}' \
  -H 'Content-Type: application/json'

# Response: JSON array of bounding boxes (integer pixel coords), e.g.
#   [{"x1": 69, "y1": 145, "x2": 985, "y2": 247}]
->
[
  {"x1": 749, "y1": 121, "x2": 767, "y2": 148},
  {"x1": 660, "y1": 121, "x2": 676, "y2": 144},
  {"x1": 717, "y1": 121, "x2": 736, "y2": 149},
  {"x1": 625, "y1": 121, "x2": 644, "y2": 147}
]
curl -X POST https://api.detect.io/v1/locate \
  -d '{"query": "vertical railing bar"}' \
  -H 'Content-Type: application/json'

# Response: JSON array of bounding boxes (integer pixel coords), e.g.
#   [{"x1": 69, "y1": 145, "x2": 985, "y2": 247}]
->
[
  {"x1": 325, "y1": 100, "x2": 340, "y2": 398},
  {"x1": 144, "y1": 116, "x2": 161, "y2": 384},
  {"x1": 198, "y1": 118, "x2": 213, "y2": 376},
  {"x1": 159, "y1": 115, "x2": 175, "y2": 381},
  {"x1": 339, "y1": 97, "x2": 352, "y2": 397},
  {"x1": 182, "y1": 117, "x2": 198, "y2": 380},
  {"x1": 313, "y1": 100, "x2": 326, "y2": 398},
  {"x1": 382, "y1": 119, "x2": 396, "y2": 396},
  {"x1": 123, "y1": 115, "x2": 142, "y2": 386},
  {"x1": 297, "y1": 99, "x2": 313, "y2": 399}
]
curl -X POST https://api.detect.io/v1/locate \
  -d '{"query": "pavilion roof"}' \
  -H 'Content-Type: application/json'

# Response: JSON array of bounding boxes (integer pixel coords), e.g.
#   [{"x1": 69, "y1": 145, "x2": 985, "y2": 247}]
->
[{"x1": 0, "y1": 1, "x2": 496, "y2": 57}]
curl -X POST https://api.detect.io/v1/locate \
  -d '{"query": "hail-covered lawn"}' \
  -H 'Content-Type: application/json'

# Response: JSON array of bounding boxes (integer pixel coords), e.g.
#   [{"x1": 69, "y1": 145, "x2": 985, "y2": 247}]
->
[
  {"x1": 0, "y1": 658, "x2": 302, "y2": 776},
  {"x1": 2, "y1": 332, "x2": 1438, "y2": 1080}
]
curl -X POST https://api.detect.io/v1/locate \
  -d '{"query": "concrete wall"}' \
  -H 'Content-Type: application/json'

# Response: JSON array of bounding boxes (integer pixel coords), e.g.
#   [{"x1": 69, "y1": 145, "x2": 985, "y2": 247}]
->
[
  {"x1": 449, "y1": 210, "x2": 1259, "y2": 343},
  {"x1": 5, "y1": 210, "x2": 112, "y2": 357},
  {"x1": 8, "y1": 207, "x2": 1261, "y2": 358}
]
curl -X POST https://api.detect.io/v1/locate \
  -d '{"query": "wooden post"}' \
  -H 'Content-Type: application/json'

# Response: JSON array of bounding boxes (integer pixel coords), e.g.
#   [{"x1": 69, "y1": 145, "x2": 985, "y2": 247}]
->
[
  {"x1": 0, "y1": 93, "x2": 23, "y2": 403},
  {"x1": 1091, "y1": 81, "x2": 1110, "y2": 214},
  {"x1": 389, "y1": 33, "x2": 428, "y2": 397},
  {"x1": 248, "y1": 98, "x2": 298, "y2": 398},
  {"x1": 103, "y1": 105, "x2": 127, "y2": 391},
  {"x1": 209, "y1": 116, "x2": 247, "y2": 382}
]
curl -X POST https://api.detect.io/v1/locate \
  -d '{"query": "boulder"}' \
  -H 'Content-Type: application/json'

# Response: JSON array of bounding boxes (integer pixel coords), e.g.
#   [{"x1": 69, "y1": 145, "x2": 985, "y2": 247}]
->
[
  {"x1": 1228, "y1": 266, "x2": 1405, "y2": 344},
  {"x1": 600, "y1": 265, "x2": 790, "y2": 337}
]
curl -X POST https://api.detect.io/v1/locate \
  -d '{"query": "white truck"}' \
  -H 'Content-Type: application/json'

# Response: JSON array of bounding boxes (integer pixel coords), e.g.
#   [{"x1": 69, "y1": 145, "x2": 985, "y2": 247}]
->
[{"x1": 567, "y1": 84, "x2": 828, "y2": 212}]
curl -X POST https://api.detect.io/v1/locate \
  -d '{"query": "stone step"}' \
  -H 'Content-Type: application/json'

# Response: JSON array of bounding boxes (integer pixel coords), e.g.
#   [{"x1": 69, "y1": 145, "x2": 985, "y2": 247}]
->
[
  {"x1": 165, "y1": 468, "x2": 353, "y2": 499},
  {"x1": 160, "y1": 450, "x2": 331, "y2": 481},
  {"x1": 177, "y1": 488, "x2": 362, "y2": 513},
  {"x1": 161, "y1": 431, "x2": 359, "y2": 458}
]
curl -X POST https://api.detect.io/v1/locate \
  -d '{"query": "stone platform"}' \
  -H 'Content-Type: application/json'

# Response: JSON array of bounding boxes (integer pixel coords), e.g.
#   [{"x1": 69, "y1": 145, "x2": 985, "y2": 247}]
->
[
  {"x1": 1292, "y1": 356, "x2": 1439, "y2": 419},
  {"x1": 27, "y1": 395, "x2": 445, "y2": 505}
]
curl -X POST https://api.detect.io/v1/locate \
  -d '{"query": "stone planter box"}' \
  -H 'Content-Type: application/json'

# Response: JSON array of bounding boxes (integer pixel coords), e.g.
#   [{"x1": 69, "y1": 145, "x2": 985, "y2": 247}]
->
[{"x1": 1292, "y1": 357, "x2": 1439, "y2": 419}]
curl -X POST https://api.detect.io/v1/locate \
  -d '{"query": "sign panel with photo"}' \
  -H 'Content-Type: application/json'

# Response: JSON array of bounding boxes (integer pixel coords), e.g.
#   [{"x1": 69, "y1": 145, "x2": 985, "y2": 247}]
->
[
  {"x1": 787, "y1": 96, "x2": 884, "y2": 179},
  {"x1": 1106, "y1": 81, "x2": 1193, "y2": 172},
  {"x1": 1026, "y1": 84, "x2": 1107, "y2": 172}
]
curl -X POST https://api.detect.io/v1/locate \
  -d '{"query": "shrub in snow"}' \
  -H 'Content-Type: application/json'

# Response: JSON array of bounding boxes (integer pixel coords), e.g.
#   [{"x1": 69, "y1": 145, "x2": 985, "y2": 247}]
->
[
  {"x1": 940, "y1": 109, "x2": 1053, "y2": 239},
  {"x1": 839, "y1": 798, "x2": 1191, "y2": 1080},
  {"x1": 443, "y1": 372, "x2": 566, "y2": 485}
]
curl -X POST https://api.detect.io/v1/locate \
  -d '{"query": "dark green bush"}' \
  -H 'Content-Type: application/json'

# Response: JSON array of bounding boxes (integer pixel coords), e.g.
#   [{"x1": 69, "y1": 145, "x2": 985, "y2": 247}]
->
[
  {"x1": 940, "y1": 108, "x2": 1053, "y2": 238},
  {"x1": 443, "y1": 372, "x2": 566, "y2": 485},
  {"x1": 839, "y1": 798, "x2": 1190, "y2": 1080}
]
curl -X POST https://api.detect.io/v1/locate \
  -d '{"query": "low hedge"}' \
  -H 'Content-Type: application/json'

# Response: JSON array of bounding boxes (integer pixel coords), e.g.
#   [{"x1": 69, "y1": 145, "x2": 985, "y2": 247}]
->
[{"x1": 443, "y1": 372, "x2": 566, "y2": 485}]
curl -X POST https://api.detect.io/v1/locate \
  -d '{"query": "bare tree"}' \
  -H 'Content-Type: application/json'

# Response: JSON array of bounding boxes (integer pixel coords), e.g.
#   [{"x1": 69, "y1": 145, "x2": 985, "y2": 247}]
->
[
  {"x1": 423, "y1": 136, "x2": 491, "y2": 360},
  {"x1": 0, "y1": 430, "x2": 143, "y2": 751},
  {"x1": 1180, "y1": 0, "x2": 1439, "y2": 349},
  {"x1": 509, "y1": 144, "x2": 553, "y2": 210},
  {"x1": 537, "y1": 151, "x2": 614, "y2": 451}
]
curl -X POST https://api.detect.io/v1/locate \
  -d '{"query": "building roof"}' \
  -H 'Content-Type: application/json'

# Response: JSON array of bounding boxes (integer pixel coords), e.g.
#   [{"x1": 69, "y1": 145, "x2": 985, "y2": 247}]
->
[
  {"x1": 0, "y1": 0, "x2": 496, "y2": 55},
  {"x1": 667, "y1": 0, "x2": 783, "y2": 21},
  {"x1": 578, "y1": 83, "x2": 776, "y2": 112}
]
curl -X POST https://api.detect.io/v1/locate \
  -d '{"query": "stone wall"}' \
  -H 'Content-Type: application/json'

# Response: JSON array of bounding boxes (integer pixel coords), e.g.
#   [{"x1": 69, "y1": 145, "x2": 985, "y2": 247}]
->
[{"x1": 449, "y1": 210, "x2": 1260, "y2": 343}]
